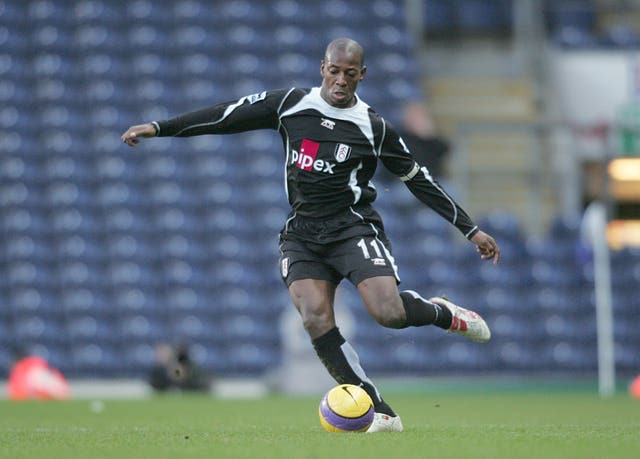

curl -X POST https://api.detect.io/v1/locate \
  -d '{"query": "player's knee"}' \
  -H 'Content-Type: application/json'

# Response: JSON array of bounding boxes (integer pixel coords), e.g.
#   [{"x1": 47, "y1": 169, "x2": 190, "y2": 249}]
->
[{"x1": 296, "y1": 301, "x2": 334, "y2": 336}]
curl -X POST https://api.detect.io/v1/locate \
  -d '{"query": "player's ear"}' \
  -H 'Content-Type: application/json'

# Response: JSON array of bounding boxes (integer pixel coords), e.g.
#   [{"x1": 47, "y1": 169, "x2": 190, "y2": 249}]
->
[
  {"x1": 360, "y1": 65, "x2": 367, "y2": 80},
  {"x1": 320, "y1": 60, "x2": 325, "y2": 77}
]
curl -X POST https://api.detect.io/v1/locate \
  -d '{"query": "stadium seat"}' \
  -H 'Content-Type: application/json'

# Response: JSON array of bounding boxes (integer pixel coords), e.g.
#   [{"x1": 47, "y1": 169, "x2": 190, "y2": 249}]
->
[
  {"x1": 72, "y1": 343, "x2": 124, "y2": 377},
  {"x1": 423, "y1": 0, "x2": 455, "y2": 35},
  {"x1": 457, "y1": 0, "x2": 512, "y2": 35},
  {"x1": 9, "y1": 286, "x2": 60, "y2": 318},
  {"x1": 60, "y1": 286, "x2": 113, "y2": 317},
  {"x1": 545, "y1": 0, "x2": 596, "y2": 34},
  {"x1": 552, "y1": 25, "x2": 599, "y2": 48},
  {"x1": 14, "y1": 316, "x2": 67, "y2": 344},
  {"x1": 0, "y1": 347, "x2": 13, "y2": 379},
  {"x1": 67, "y1": 315, "x2": 118, "y2": 344},
  {"x1": 226, "y1": 343, "x2": 280, "y2": 375},
  {"x1": 165, "y1": 286, "x2": 212, "y2": 314},
  {"x1": 495, "y1": 341, "x2": 547, "y2": 371}
]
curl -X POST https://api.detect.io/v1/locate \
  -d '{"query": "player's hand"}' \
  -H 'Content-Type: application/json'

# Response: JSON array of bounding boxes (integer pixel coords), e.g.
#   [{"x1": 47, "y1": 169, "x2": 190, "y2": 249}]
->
[
  {"x1": 121, "y1": 123, "x2": 157, "y2": 147},
  {"x1": 470, "y1": 230, "x2": 500, "y2": 264}
]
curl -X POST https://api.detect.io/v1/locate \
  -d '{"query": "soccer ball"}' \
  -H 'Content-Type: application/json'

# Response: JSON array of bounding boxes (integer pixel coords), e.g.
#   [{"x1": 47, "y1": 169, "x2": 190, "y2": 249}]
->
[{"x1": 318, "y1": 384, "x2": 374, "y2": 432}]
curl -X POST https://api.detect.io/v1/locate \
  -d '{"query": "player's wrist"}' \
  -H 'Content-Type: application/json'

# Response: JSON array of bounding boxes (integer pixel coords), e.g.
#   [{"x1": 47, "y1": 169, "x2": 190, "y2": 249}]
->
[{"x1": 150, "y1": 121, "x2": 160, "y2": 136}]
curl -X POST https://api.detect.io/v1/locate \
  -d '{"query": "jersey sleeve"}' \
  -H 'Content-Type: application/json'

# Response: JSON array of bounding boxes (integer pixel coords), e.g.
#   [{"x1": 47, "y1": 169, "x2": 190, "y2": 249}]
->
[
  {"x1": 154, "y1": 88, "x2": 293, "y2": 137},
  {"x1": 379, "y1": 121, "x2": 479, "y2": 239}
]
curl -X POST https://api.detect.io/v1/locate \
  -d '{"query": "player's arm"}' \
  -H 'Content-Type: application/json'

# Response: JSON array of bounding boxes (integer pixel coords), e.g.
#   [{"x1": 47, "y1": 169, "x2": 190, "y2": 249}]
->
[
  {"x1": 379, "y1": 122, "x2": 500, "y2": 263},
  {"x1": 121, "y1": 89, "x2": 291, "y2": 146}
]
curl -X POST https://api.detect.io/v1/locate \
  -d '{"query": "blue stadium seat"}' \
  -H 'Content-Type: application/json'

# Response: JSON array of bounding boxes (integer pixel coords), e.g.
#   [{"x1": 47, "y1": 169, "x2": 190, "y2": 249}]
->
[
  {"x1": 71, "y1": 343, "x2": 123, "y2": 377},
  {"x1": 219, "y1": 0, "x2": 272, "y2": 26},
  {"x1": 271, "y1": 0, "x2": 321, "y2": 26},
  {"x1": 545, "y1": 0, "x2": 596, "y2": 34},
  {"x1": 4, "y1": 234, "x2": 53, "y2": 262},
  {"x1": 7, "y1": 260, "x2": 56, "y2": 289},
  {"x1": 457, "y1": 0, "x2": 512, "y2": 34},
  {"x1": 171, "y1": 314, "x2": 216, "y2": 343},
  {"x1": 615, "y1": 343, "x2": 640, "y2": 370},
  {"x1": 119, "y1": 314, "x2": 169, "y2": 343},
  {"x1": 190, "y1": 344, "x2": 226, "y2": 374},
  {"x1": 424, "y1": 0, "x2": 455, "y2": 34},
  {"x1": 531, "y1": 260, "x2": 583, "y2": 288},
  {"x1": 1, "y1": 207, "x2": 50, "y2": 237},
  {"x1": 0, "y1": 347, "x2": 13, "y2": 378},
  {"x1": 102, "y1": 206, "x2": 155, "y2": 235},
  {"x1": 495, "y1": 341, "x2": 547, "y2": 371},
  {"x1": 540, "y1": 340, "x2": 597, "y2": 371},
  {"x1": 532, "y1": 286, "x2": 587, "y2": 313},
  {"x1": 9, "y1": 286, "x2": 60, "y2": 318},
  {"x1": 543, "y1": 313, "x2": 596, "y2": 342},
  {"x1": 158, "y1": 234, "x2": 210, "y2": 264},
  {"x1": 73, "y1": 0, "x2": 123, "y2": 25},
  {"x1": 67, "y1": 315, "x2": 118, "y2": 344},
  {"x1": 113, "y1": 286, "x2": 164, "y2": 316},
  {"x1": 0, "y1": 1, "x2": 27, "y2": 26},
  {"x1": 165, "y1": 286, "x2": 212, "y2": 314},
  {"x1": 120, "y1": 343, "x2": 156, "y2": 376},
  {"x1": 526, "y1": 237, "x2": 577, "y2": 263},
  {"x1": 552, "y1": 25, "x2": 599, "y2": 48},
  {"x1": 226, "y1": 343, "x2": 280, "y2": 375},
  {"x1": 13, "y1": 316, "x2": 67, "y2": 344},
  {"x1": 222, "y1": 314, "x2": 278, "y2": 345},
  {"x1": 56, "y1": 259, "x2": 105, "y2": 289},
  {"x1": 32, "y1": 24, "x2": 74, "y2": 53},
  {"x1": 105, "y1": 233, "x2": 153, "y2": 261},
  {"x1": 371, "y1": 0, "x2": 406, "y2": 22},
  {"x1": 491, "y1": 313, "x2": 541, "y2": 342},
  {"x1": 60, "y1": 286, "x2": 114, "y2": 318}
]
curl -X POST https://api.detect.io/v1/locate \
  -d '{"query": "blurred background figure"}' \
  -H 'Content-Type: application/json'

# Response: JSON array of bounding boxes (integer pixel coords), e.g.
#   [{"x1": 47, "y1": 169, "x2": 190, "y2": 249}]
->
[
  {"x1": 8, "y1": 351, "x2": 70, "y2": 400},
  {"x1": 399, "y1": 101, "x2": 450, "y2": 178},
  {"x1": 147, "y1": 343, "x2": 210, "y2": 393}
]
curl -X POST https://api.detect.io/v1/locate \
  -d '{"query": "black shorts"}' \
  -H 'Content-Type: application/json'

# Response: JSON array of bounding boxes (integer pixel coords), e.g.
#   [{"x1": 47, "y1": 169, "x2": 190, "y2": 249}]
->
[{"x1": 278, "y1": 208, "x2": 401, "y2": 286}]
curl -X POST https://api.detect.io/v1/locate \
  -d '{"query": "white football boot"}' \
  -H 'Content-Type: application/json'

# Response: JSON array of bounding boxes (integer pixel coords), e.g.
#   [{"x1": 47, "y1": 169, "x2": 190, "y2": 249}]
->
[
  {"x1": 366, "y1": 413, "x2": 404, "y2": 433},
  {"x1": 430, "y1": 296, "x2": 491, "y2": 343}
]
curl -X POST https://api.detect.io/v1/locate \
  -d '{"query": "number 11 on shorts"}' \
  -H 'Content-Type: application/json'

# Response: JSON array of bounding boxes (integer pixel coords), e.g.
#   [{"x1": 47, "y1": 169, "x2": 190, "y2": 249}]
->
[{"x1": 356, "y1": 238, "x2": 382, "y2": 259}]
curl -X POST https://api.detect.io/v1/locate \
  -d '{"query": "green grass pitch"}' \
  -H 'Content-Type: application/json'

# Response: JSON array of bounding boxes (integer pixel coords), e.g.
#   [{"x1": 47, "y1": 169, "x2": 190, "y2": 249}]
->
[{"x1": 0, "y1": 392, "x2": 638, "y2": 458}]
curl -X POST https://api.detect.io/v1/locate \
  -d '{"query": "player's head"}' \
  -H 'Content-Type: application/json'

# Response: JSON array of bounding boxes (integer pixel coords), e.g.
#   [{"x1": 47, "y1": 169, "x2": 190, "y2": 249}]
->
[{"x1": 320, "y1": 38, "x2": 366, "y2": 108}]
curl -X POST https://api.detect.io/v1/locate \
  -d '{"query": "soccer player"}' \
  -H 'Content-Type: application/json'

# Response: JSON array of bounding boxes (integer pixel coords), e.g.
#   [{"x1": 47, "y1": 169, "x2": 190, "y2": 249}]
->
[{"x1": 121, "y1": 38, "x2": 500, "y2": 432}]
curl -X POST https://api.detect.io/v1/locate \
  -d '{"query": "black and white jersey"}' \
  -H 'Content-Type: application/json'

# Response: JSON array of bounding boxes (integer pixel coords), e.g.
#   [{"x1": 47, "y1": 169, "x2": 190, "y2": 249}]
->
[{"x1": 155, "y1": 87, "x2": 478, "y2": 239}]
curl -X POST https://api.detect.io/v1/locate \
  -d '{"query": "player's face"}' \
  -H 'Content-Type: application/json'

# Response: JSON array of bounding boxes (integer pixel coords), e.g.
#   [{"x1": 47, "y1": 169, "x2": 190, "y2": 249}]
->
[{"x1": 320, "y1": 49, "x2": 366, "y2": 108}]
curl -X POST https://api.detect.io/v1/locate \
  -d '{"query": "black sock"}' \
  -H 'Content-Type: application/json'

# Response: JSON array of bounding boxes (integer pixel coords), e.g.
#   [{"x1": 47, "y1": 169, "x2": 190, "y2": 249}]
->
[
  {"x1": 312, "y1": 327, "x2": 396, "y2": 417},
  {"x1": 400, "y1": 290, "x2": 452, "y2": 329}
]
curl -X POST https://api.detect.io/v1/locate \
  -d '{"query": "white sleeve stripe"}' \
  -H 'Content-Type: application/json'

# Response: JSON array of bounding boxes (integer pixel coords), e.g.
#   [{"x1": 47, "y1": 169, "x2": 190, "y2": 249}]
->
[
  {"x1": 151, "y1": 121, "x2": 160, "y2": 136},
  {"x1": 399, "y1": 162, "x2": 420, "y2": 182},
  {"x1": 465, "y1": 226, "x2": 479, "y2": 238},
  {"x1": 276, "y1": 87, "x2": 296, "y2": 131},
  {"x1": 376, "y1": 118, "x2": 386, "y2": 157},
  {"x1": 420, "y1": 167, "x2": 459, "y2": 224},
  {"x1": 174, "y1": 93, "x2": 258, "y2": 136}
]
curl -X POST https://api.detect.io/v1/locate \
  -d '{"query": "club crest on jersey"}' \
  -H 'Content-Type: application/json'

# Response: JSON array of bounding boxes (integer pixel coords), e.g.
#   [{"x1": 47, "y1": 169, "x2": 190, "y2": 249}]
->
[
  {"x1": 334, "y1": 143, "x2": 351, "y2": 163},
  {"x1": 320, "y1": 118, "x2": 335, "y2": 130}
]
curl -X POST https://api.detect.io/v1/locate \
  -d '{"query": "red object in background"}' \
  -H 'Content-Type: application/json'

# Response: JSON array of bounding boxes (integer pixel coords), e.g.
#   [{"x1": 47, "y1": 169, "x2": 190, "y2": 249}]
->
[
  {"x1": 630, "y1": 375, "x2": 640, "y2": 399},
  {"x1": 7, "y1": 356, "x2": 70, "y2": 400}
]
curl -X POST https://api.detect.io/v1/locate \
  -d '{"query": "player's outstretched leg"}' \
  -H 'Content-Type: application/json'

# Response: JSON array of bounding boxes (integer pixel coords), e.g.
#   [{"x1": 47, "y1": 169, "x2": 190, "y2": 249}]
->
[
  {"x1": 400, "y1": 290, "x2": 491, "y2": 343},
  {"x1": 312, "y1": 327, "x2": 403, "y2": 433}
]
